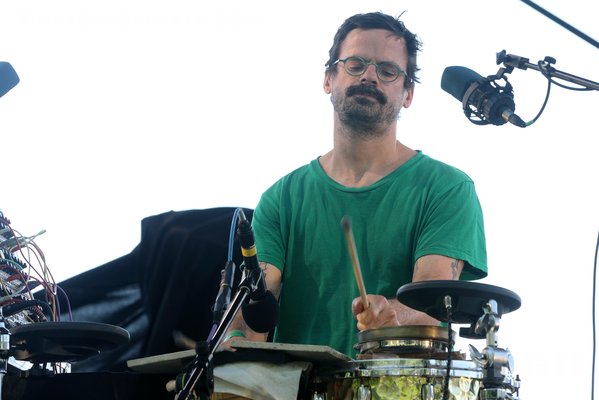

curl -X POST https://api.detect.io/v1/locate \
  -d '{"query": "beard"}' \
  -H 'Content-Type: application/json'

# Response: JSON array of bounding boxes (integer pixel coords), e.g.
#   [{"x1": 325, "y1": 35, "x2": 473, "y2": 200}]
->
[{"x1": 331, "y1": 84, "x2": 402, "y2": 138}]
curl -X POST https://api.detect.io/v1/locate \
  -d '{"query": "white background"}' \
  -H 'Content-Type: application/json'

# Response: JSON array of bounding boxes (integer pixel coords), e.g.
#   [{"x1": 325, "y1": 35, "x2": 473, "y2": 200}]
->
[{"x1": 1, "y1": 1, "x2": 598, "y2": 398}]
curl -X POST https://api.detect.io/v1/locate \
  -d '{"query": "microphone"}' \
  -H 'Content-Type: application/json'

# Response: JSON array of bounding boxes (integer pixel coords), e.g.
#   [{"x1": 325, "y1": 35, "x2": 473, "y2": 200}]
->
[
  {"x1": 441, "y1": 65, "x2": 526, "y2": 128},
  {"x1": 0, "y1": 62, "x2": 20, "y2": 98},
  {"x1": 236, "y1": 209, "x2": 279, "y2": 333}
]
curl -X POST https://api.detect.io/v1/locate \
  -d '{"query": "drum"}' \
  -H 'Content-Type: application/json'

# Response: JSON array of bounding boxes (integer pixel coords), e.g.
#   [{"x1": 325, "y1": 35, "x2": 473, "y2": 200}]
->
[{"x1": 310, "y1": 358, "x2": 482, "y2": 400}]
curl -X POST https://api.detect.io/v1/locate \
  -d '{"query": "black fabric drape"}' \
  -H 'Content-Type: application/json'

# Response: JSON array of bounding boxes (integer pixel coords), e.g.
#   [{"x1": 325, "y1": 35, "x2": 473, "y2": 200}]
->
[{"x1": 46, "y1": 207, "x2": 252, "y2": 372}]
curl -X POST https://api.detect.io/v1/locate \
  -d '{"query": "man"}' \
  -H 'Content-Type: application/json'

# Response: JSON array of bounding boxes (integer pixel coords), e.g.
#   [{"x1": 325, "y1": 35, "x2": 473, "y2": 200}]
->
[{"x1": 224, "y1": 12, "x2": 487, "y2": 357}]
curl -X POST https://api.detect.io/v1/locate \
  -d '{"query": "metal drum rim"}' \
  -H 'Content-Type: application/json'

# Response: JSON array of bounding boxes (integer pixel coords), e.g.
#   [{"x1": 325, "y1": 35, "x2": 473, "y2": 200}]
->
[
  {"x1": 312, "y1": 358, "x2": 483, "y2": 382},
  {"x1": 357, "y1": 325, "x2": 453, "y2": 343},
  {"x1": 355, "y1": 338, "x2": 449, "y2": 354}
]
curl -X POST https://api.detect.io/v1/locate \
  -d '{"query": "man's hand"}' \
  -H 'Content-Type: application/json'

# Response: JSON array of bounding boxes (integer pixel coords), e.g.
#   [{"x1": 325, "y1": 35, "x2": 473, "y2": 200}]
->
[
  {"x1": 352, "y1": 294, "x2": 400, "y2": 331},
  {"x1": 352, "y1": 294, "x2": 442, "y2": 331}
]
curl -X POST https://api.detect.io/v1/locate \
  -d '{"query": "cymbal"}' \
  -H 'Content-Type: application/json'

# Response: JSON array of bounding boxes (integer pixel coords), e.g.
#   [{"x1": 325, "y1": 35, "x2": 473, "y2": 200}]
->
[
  {"x1": 10, "y1": 321, "x2": 130, "y2": 363},
  {"x1": 396, "y1": 280, "x2": 521, "y2": 324}
]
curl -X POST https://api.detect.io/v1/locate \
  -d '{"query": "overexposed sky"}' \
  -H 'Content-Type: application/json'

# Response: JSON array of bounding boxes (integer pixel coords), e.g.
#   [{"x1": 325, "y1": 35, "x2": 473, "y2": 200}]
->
[{"x1": 1, "y1": 1, "x2": 598, "y2": 398}]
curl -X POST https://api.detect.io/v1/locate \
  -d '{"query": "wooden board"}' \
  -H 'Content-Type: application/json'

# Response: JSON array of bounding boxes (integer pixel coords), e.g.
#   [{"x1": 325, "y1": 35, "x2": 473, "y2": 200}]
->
[
  {"x1": 127, "y1": 341, "x2": 351, "y2": 374},
  {"x1": 127, "y1": 349, "x2": 196, "y2": 374},
  {"x1": 229, "y1": 340, "x2": 351, "y2": 363}
]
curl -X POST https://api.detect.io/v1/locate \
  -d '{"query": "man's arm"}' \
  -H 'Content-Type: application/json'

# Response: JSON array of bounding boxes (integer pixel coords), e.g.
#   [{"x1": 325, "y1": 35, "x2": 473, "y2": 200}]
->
[
  {"x1": 352, "y1": 254, "x2": 463, "y2": 330},
  {"x1": 222, "y1": 262, "x2": 282, "y2": 343}
]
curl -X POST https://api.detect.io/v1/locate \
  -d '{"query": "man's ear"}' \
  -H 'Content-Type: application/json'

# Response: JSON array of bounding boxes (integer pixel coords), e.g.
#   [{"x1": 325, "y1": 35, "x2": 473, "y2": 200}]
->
[
  {"x1": 323, "y1": 70, "x2": 332, "y2": 94},
  {"x1": 402, "y1": 86, "x2": 414, "y2": 108}
]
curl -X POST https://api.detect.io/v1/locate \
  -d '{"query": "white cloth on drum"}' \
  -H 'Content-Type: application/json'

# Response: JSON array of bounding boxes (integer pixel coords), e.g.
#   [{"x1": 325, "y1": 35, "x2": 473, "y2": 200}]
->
[{"x1": 214, "y1": 361, "x2": 311, "y2": 400}]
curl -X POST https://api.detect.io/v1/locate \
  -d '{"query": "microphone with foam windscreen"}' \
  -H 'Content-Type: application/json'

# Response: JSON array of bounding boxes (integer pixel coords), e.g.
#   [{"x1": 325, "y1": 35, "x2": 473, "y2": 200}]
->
[
  {"x1": 237, "y1": 209, "x2": 279, "y2": 333},
  {"x1": 0, "y1": 62, "x2": 20, "y2": 98},
  {"x1": 441, "y1": 65, "x2": 526, "y2": 128}
]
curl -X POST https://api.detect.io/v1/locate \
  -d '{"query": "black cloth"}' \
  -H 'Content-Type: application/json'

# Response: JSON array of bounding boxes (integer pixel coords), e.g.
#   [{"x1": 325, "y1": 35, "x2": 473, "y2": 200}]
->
[{"x1": 36, "y1": 207, "x2": 252, "y2": 373}]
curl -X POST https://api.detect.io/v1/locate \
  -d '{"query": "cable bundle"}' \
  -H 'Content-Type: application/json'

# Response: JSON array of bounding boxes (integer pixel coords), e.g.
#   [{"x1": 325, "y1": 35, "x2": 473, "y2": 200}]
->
[{"x1": 0, "y1": 210, "x2": 69, "y2": 328}]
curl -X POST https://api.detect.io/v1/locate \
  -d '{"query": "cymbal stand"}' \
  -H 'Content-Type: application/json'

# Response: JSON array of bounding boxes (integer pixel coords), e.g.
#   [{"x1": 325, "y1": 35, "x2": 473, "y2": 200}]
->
[{"x1": 468, "y1": 299, "x2": 521, "y2": 400}]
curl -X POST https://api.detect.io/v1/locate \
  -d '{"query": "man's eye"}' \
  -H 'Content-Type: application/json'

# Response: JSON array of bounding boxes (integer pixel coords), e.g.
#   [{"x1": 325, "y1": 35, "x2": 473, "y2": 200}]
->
[{"x1": 379, "y1": 64, "x2": 399, "y2": 78}]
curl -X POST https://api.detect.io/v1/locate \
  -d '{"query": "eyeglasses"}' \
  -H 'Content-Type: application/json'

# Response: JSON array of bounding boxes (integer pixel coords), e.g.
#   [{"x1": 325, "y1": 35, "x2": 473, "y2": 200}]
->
[{"x1": 332, "y1": 56, "x2": 406, "y2": 83}]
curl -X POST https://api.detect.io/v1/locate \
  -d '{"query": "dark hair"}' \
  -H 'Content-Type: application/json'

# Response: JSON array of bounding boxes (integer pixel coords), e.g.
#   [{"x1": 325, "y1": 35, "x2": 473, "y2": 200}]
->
[{"x1": 325, "y1": 12, "x2": 422, "y2": 88}]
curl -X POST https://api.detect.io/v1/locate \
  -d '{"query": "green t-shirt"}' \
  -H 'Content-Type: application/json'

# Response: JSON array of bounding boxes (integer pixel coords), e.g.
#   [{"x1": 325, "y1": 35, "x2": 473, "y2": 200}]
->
[{"x1": 252, "y1": 151, "x2": 487, "y2": 357}]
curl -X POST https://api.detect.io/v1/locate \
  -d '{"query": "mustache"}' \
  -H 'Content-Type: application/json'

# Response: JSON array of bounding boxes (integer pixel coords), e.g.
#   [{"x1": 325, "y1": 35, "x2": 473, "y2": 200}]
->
[{"x1": 346, "y1": 84, "x2": 387, "y2": 104}]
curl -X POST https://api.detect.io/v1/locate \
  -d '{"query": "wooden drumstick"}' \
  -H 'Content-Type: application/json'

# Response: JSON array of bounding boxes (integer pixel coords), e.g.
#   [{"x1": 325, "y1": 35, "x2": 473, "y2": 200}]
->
[{"x1": 340, "y1": 215, "x2": 369, "y2": 310}]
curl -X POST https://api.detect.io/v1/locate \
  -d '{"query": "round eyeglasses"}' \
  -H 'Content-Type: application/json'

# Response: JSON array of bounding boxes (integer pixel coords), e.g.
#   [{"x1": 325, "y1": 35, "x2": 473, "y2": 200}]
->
[{"x1": 332, "y1": 56, "x2": 406, "y2": 83}]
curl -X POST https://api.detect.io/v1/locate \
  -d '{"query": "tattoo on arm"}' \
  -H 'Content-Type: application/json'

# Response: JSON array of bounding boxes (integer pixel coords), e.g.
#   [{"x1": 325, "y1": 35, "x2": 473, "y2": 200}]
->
[
  {"x1": 413, "y1": 258, "x2": 461, "y2": 280},
  {"x1": 450, "y1": 259, "x2": 459, "y2": 280},
  {"x1": 260, "y1": 262, "x2": 281, "y2": 298}
]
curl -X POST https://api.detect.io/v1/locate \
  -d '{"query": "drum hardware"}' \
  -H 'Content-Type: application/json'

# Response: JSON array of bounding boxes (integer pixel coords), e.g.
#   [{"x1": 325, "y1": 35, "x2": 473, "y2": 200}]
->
[
  {"x1": 357, "y1": 338, "x2": 449, "y2": 356},
  {"x1": 356, "y1": 384, "x2": 370, "y2": 400},
  {"x1": 421, "y1": 383, "x2": 434, "y2": 400},
  {"x1": 467, "y1": 299, "x2": 520, "y2": 400},
  {"x1": 441, "y1": 294, "x2": 454, "y2": 400},
  {"x1": 396, "y1": 280, "x2": 523, "y2": 400}
]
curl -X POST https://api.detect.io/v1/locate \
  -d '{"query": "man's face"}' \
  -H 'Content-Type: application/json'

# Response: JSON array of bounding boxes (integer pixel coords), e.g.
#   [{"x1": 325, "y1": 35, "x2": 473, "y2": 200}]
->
[{"x1": 324, "y1": 29, "x2": 414, "y2": 134}]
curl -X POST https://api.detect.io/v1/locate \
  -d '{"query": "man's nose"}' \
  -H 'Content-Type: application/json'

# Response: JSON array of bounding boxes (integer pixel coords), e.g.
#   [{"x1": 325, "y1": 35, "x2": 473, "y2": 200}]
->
[{"x1": 361, "y1": 63, "x2": 379, "y2": 83}]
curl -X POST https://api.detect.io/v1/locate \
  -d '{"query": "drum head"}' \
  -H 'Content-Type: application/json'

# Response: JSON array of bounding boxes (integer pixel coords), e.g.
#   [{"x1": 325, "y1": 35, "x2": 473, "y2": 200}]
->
[{"x1": 355, "y1": 325, "x2": 454, "y2": 355}]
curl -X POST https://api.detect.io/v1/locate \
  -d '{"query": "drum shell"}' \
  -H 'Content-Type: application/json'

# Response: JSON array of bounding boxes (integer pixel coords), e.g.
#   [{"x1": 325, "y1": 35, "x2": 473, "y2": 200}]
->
[{"x1": 311, "y1": 358, "x2": 482, "y2": 400}]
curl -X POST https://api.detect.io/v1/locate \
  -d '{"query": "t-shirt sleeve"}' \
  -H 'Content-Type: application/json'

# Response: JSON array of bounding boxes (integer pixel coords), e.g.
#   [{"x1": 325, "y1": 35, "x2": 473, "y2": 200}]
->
[
  {"x1": 252, "y1": 184, "x2": 286, "y2": 273},
  {"x1": 413, "y1": 180, "x2": 488, "y2": 280}
]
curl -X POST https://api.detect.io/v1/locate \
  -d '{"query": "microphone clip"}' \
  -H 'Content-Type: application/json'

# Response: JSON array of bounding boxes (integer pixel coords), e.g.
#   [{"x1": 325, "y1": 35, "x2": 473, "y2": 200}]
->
[{"x1": 462, "y1": 69, "x2": 519, "y2": 127}]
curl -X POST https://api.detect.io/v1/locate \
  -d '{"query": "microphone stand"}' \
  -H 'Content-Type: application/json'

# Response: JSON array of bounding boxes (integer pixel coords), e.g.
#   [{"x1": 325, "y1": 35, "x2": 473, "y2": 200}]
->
[
  {"x1": 496, "y1": 50, "x2": 599, "y2": 91},
  {"x1": 174, "y1": 268, "x2": 258, "y2": 400}
]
